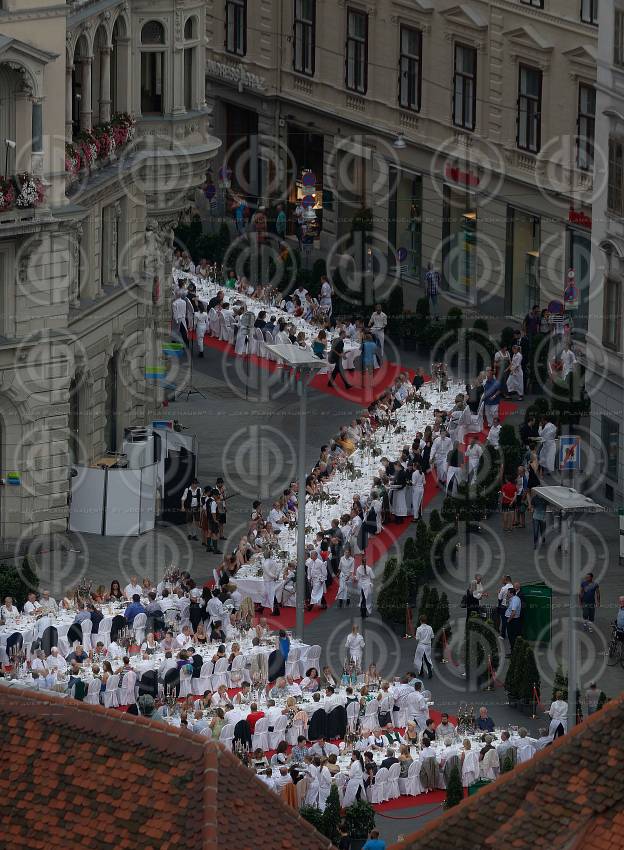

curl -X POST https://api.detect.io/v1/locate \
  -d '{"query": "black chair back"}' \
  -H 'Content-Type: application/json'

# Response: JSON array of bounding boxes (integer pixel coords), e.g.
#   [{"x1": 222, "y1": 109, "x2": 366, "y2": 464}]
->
[
  {"x1": 66, "y1": 624, "x2": 82, "y2": 646},
  {"x1": 164, "y1": 666, "x2": 180, "y2": 696},
  {"x1": 40, "y1": 626, "x2": 59, "y2": 656},
  {"x1": 189, "y1": 603, "x2": 202, "y2": 632},
  {"x1": 267, "y1": 649, "x2": 285, "y2": 681},
  {"x1": 5, "y1": 632, "x2": 23, "y2": 655},
  {"x1": 233, "y1": 719, "x2": 252, "y2": 750},
  {"x1": 308, "y1": 708, "x2": 328, "y2": 741},
  {"x1": 110, "y1": 615, "x2": 127, "y2": 642},
  {"x1": 326, "y1": 705, "x2": 347, "y2": 740},
  {"x1": 137, "y1": 670, "x2": 159, "y2": 698},
  {"x1": 192, "y1": 654, "x2": 203, "y2": 678}
]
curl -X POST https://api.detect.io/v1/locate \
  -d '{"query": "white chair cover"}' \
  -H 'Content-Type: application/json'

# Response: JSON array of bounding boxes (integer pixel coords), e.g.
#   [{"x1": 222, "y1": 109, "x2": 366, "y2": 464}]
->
[
  {"x1": 98, "y1": 617, "x2": 113, "y2": 648},
  {"x1": 251, "y1": 327, "x2": 264, "y2": 357},
  {"x1": 342, "y1": 775, "x2": 365, "y2": 807},
  {"x1": 228, "y1": 654, "x2": 246, "y2": 688},
  {"x1": 119, "y1": 670, "x2": 137, "y2": 706},
  {"x1": 133, "y1": 613, "x2": 147, "y2": 646},
  {"x1": 461, "y1": 749, "x2": 480, "y2": 786},
  {"x1": 516, "y1": 742, "x2": 535, "y2": 764},
  {"x1": 235, "y1": 329, "x2": 249, "y2": 356},
  {"x1": 361, "y1": 699, "x2": 379, "y2": 733},
  {"x1": 84, "y1": 678, "x2": 102, "y2": 705},
  {"x1": 368, "y1": 766, "x2": 388, "y2": 804},
  {"x1": 219, "y1": 722, "x2": 235, "y2": 750},
  {"x1": 179, "y1": 665, "x2": 193, "y2": 698},
  {"x1": 192, "y1": 661, "x2": 214, "y2": 695},
  {"x1": 399, "y1": 759, "x2": 425, "y2": 797},
  {"x1": 212, "y1": 657, "x2": 229, "y2": 689},
  {"x1": 386, "y1": 762, "x2": 401, "y2": 799},
  {"x1": 80, "y1": 618, "x2": 93, "y2": 652},
  {"x1": 263, "y1": 330, "x2": 275, "y2": 360},
  {"x1": 284, "y1": 647, "x2": 301, "y2": 680},
  {"x1": 208, "y1": 308, "x2": 220, "y2": 336},
  {"x1": 302, "y1": 645, "x2": 321, "y2": 678},
  {"x1": 268, "y1": 714, "x2": 289, "y2": 751},
  {"x1": 251, "y1": 717, "x2": 270, "y2": 751},
  {"x1": 346, "y1": 701, "x2": 360, "y2": 733},
  {"x1": 102, "y1": 673, "x2": 120, "y2": 708}
]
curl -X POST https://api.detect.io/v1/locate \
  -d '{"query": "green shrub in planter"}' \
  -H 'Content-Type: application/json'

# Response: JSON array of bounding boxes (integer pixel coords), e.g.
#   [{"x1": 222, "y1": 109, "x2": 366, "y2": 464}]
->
[
  {"x1": 345, "y1": 800, "x2": 376, "y2": 840},
  {"x1": 377, "y1": 561, "x2": 408, "y2": 624},
  {"x1": 518, "y1": 642, "x2": 540, "y2": 705},
  {"x1": 299, "y1": 805, "x2": 325, "y2": 833},
  {"x1": 0, "y1": 556, "x2": 39, "y2": 609},
  {"x1": 445, "y1": 765, "x2": 463, "y2": 808},
  {"x1": 465, "y1": 612, "x2": 500, "y2": 688},
  {"x1": 504, "y1": 637, "x2": 528, "y2": 702},
  {"x1": 321, "y1": 784, "x2": 341, "y2": 844},
  {"x1": 428, "y1": 509, "x2": 442, "y2": 535}
]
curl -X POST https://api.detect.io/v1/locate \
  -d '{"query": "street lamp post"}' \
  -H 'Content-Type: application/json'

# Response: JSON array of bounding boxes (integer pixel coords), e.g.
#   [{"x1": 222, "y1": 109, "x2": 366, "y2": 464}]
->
[
  {"x1": 265, "y1": 344, "x2": 326, "y2": 639},
  {"x1": 532, "y1": 486, "x2": 604, "y2": 732}
]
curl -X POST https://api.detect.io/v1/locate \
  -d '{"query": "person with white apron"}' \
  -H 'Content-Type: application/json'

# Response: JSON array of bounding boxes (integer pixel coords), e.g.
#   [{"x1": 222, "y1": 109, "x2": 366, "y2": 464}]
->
[
  {"x1": 262, "y1": 556, "x2": 281, "y2": 614},
  {"x1": 345, "y1": 624, "x2": 365, "y2": 667},
  {"x1": 390, "y1": 467, "x2": 409, "y2": 520},
  {"x1": 445, "y1": 443, "x2": 463, "y2": 495},
  {"x1": 337, "y1": 547, "x2": 355, "y2": 609},
  {"x1": 411, "y1": 464, "x2": 425, "y2": 521},
  {"x1": 308, "y1": 556, "x2": 327, "y2": 609},
  {"x1": 547, "y1": 693, "x2": 568, "y2": 738},
  {"x1": 413, "y1": 616, "x2": 434, "y2": 679},
  {"x1": 194, "y1": 306, "x2": 209, "y2": 357},
  {"x1": 465, "y1": 438, "x2": 483, "y2": 483},
  {"x1": 506, "y1": 345, "x2": 524, "y2": 399},
  {"x1": 356, "y1": 559, "x2": 374, "y2": 617},
  {"x1": 561, "y1": 343, "x2": 577, "y2": 381},
  {"x1": 430, "y1": 430, "x2": 452, "y2": 484},
  {"x1": 538, "y1": 418, "x2": 558, "y2": 474},
  {"x1": 408, "y1": 682, "x2": 429, "y2": 731}
]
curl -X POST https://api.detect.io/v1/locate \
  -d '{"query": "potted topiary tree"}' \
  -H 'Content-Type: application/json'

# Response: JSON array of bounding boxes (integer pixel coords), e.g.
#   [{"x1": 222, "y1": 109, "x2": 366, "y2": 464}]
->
[
  {"x1": 345, "y1": 800, "x2": 376, "y2": 850},
  {"x1": 518, "y1": 642, "x2": 540, "y2": 715},
  {"x1": 377, "y1": 561, "x2": 409, "y2": 635},
  {"x1": 299, "y1": 805, "x2": 324, "y2": 834},
  {"x1": 444, "y1": 765, "x2": 463, "y2": 808},
  {"x1": 321, "y1": 784, "x2": 341, "y2": 845},
  {"x1": 504, "y1": 637, "x2": 527, "y2": 707}
]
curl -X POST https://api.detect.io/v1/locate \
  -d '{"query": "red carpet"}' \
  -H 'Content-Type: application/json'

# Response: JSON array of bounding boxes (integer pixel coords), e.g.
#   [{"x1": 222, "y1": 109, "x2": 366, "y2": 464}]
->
[
  {"x1": 198, "y1": 333, "x2": 413, "y2": 404},
  {"x1": 373, "y1": 790, "x2": 446, "y2": 812}
]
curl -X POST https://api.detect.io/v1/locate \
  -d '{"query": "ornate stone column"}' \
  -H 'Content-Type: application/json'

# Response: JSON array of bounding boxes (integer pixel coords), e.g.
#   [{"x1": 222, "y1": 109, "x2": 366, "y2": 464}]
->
[
  {"x1": 99, "y1": 46, "x2": 112, "y2": 123},
  {"x1": 79, "y1": 56, "x2": 93, "y2": 131},
  {"x1": 66, "y1": 63, "x2": 74, "y2": 141}
]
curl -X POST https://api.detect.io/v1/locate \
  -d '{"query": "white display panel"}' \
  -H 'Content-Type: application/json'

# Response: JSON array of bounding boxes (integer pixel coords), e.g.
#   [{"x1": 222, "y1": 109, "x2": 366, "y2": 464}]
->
[
  {"x1": 69, "y1": 467, "x2": 105, "y2": 534},
  {"x1": 139, "y1": 464, "x2": 157, "y2": 533},
  {"x1": 105, "y1": 468, "x2": 143, "y2": 536}
]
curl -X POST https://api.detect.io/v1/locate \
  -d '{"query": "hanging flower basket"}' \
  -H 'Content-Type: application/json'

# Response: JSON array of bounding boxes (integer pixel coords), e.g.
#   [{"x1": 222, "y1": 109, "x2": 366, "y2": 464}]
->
[
  {"x1": 65, "y1": 113, "x2": 136, "y2": 173},
  {"x1": 0, "y1": 175, "x2": 16, "y2": 212},
  {"x1": 14, "y1": 172, "x2": 45, "y2": 208}
]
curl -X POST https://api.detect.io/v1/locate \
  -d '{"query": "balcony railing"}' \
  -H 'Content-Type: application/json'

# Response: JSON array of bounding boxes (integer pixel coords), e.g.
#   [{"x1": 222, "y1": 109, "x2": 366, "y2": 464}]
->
[
  {"x1": 65, "y1": 112, "x2": 136, "y2": 183},
  {"x1": 0, "y1": 173, "x2": 45, "y2": 214}
]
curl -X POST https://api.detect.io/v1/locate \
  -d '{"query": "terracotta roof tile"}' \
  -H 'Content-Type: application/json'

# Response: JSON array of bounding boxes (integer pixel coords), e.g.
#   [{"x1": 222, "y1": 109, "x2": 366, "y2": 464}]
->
[
  {"x1": 0, "y1": 689, "x2": 334, "y2": 850},
  {"x1": 391, "y1": 695, "x2": 624, "y2": 850}
]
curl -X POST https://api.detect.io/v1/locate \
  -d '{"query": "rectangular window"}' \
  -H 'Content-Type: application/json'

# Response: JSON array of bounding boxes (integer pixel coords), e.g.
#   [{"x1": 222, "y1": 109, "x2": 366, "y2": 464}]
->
[
  {"x1": 399, "y1": 26, "x2": 422, "y2": 111},
  {"x1": 505, "y1": 207, "x2": 540, "y2": 316},
  {"x1": 452, "y1": 45, "x2": 476, "y2": 130},
  {"x1": 140, "y1": 52, "x2": 163, "y2": 114},
  {"x1": 580, "y1": 0, "x2": 598, "y2": 24},
  {"x1": 521, "y1": 0, "x2": 543, "y2": 7},
  {"x1": 608, "y1": 138, "x2": 624, "y2": 215},
  {"x1": 293, "y1": 0, "x2": 315, "y2": 75},
  {"x1": 603, "y1": 276, "x2": 622, "y2": 350},
  {"x1": 388, "y1": 170, "x2": 422, "y2": 280},
  {"x1": 577, "y1": 85, "x2": 595, "y2": 171},
  {"x1": 225, "y1": 0, "x2": 247, "y2": 56},
  {"x1": 443, "y1": 185, "x2": 478, "y2": 303},
  {"x1": 517, "y1": 65, "x2": 542, "y2": 153},
  {"x1": 345, "y1": 8, "x2": 368, "y2": 94},
  {"x1": 602, "y1": 417, "x2": 620, "y2": 480},
  {"x1": 615, "y1": 9, "x2": 624, "y2": 66}
]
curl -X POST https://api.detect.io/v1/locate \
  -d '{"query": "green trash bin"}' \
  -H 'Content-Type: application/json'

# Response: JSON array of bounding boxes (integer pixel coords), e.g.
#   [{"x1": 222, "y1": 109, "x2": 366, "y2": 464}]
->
[
  {"x1": 468, "y1": 779, "x2": 491, "y2": 796},
  {"x1": 520, "y1": 581, "x2": 552, "y2": 646}
]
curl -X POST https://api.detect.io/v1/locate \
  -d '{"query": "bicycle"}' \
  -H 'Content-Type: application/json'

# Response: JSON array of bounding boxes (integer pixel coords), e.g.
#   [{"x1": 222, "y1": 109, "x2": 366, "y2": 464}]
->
[{"x1": 606, "y1": 623, "x2": 624, "y2": 668}]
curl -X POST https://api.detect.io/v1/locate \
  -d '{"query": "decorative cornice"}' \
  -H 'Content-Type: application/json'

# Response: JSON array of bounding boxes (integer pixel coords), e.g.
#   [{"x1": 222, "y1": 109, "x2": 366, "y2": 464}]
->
[{"x1": 0, "y1": 5, "x2": 67, "y2": 23}]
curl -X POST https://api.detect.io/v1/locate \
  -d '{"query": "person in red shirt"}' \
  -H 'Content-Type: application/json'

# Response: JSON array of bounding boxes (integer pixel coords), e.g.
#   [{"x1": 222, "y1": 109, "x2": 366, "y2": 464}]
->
[
  {"x1": 500, "y1": 478, "x2": 517, "y2": 532},
  {"x1": 246, "y1": 702, "x2": 265, "y2": 733}
]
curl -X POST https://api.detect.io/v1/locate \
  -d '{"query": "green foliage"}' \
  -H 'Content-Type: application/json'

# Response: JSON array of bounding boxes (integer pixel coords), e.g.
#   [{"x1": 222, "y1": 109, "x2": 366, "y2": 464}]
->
[
  {"x1": 472, "y1": 318, "x2": 489, "y2": 334},
  {"x1": 0, "y1": 557, "x2": 39, "y2": 609},
  {"x1": 428, "y1": 509, "x2": 443, "y2": 535},
  {"x1": 500, "y1": 326, "x2": 516, "y2": 350},
  {"x1": 502, "y1": 754, "x2": 514, "y2": 773},
  {"x1": 344, "y1": 800, "x2": 376, "y2": 839},
  {"x1": 377, "y1": 561, "x2": 409, "y2": 623},
  {"x1": 299, "y1": 805, "x2": 325, "y2": 833},
  {"x1": 444, "y1": 765, "x2": 463, "y2": 808},
  {"x1": 321, "y1": 784, "x2": 341, "y2": 844},
  {"x1": 464, "y1": 613, "x2": 500, "y2": 688},
  {"x1": 426, "y1": 587, "x2": 440, "y2": 627},
  {"x1": 551, "y1": 665, "x2": 568, "y2": 702},
  {"x1": 437, "y1": 592, "x2": 451, "y2": 644},
  {"x1": 597, "y1": 691, "x2": 609, "y2": 710},
  {"x1": 518, "y1": 642, "x2": 541, "y2": 704},
  {"x1": 381, "y1": 556, "x2": 399, "y2": 586},
  {"x1": 445, "y1": 307, "x2": 464, "y2": 332},
  {"x1": 415, "y1": 297, "x2": 430, "y2": 320},
  {"x1": 174, "y1": 216, "x2": 231, "y2": 265},
  {"x1": 504, "y1": 637, "x2": 528, "y2": 701}
]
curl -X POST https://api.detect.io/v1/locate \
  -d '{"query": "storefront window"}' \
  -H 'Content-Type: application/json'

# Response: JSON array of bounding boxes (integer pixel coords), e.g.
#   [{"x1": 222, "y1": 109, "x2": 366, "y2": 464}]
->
[
  {"x1": 443, "y1": 186, "x2": 477, "y2": 302},
  {"x1": 388, "y1": 170, "x2": 422, "y2": 281},
  {"x1": 568, "y1": 228, "x2": 590, "y2": 334},
  {"x1": 287, "y1": 127, "x2": 324, "y2": 237},
  {"x1": 505, "y1": 207, "x2": 540, "y2": 316}
]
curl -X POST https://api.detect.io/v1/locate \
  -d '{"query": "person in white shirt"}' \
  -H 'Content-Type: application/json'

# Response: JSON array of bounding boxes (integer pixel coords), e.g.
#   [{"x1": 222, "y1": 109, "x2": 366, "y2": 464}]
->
[
  {"x1": 124, "y1": 577, "x2": 143, "y2": 601},
  {"x1": 486, "y1": 417, "x2": 502, "y2": 449},
  {"x1": 172, "y1": 295, "x2": 189, "y2": 346},
  {"x1": 211, "y1": 685, "x2": 230, "y2": 707},
  {"x1": 547, "y1": 692, "x2": 568, "y2": 738},
  {"x1": 506, "y1": 345, "x2": 524, "y2": 399},
  {"x1": 309, "y1": 737, "x2": 339, "y2": 757},
  {"x1": 306, "y1": 551, "x2": 327, "y2": 609},
  {"x1": 158, "y1": 652, "x2": 177, "y2": 682},
  {"x1": 46, "y1": 647, "x2": 68, "y2": 672},
  {"x1": 368, "y1": 304, "x2": 388, "y2": 358},
  {"x1": 561, "y1": 342, "x2": 577, "y2": 381},
  {"x1": 319, "y1": 276, "x2": 333, "y2": 316},
  {"x1": 337, "y1": 547, "x2": 355, "y2": 609},
  {"x1": 465, "y1": 438, "x2": 483, "y2": 483},
  {"x1": 39, "y1": 590, "x2": 58, "y2": 615},
  {"x1": 345, "y1": 624, "x2": 365, "y2": 667},
  {"x1": 174, "y1": 625, "x2": 193, "y2": 649},
  {"x1": 355, "y1": 558, "x2": 374, "y2": 617},
  {"x1": 262, "y1": 555, "x2": 281, "y2": 613},
  {"x1": 267, "y1": 502, "x2": 287, "y2": 532},
  {"x1": 407, "y1": 682, "x2": 429, "y2": 731},
  {"x1": 538, "y1": 417, "x2": 558, "y2": 474},
  {"x1": 159, "y1": 589, "x2": 174, "y2": 612},
  {"x1": 411, "y1": 465, "x2": 425, "y2": 521},
  {"x1": 194, "y1": 306, "x2": 209, "y2": 357},
  {"x1": 224, "y1": 705, "x2": 244, "y2": 725},
  {"x1": 264, "y1": 700, "x2": 283, "y2": 730},
  {"x1": 30, "y1": 649, "x2": 48, "y2": 675},
  {"x1": 429, "y1": 429, "x2": 452, "y2": 483},
  {"x1": 23, "y1": 592, "x2": 42, "y2": 616},
  {"x1": 0, "y1": 596, "x2": 18, "y2": 621},
  {"x1": 206, "y1": 590, "x2": 226, "y2": 624},
  {"x1": 413, "y1": 615, "x2": 434, "y2": 679},
  {"x1": 435, "y1": 714, "x2": 456, "y2": 740}
]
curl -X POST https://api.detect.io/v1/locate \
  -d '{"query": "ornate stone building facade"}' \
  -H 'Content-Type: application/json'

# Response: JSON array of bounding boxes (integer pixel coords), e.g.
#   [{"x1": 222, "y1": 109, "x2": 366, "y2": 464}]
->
[
  {"x1": 204, "y1": 0, "x2": 597, "y2": 320},
  {"x1": 0, "y1": 0, "x2": 219, "y2": 547}
]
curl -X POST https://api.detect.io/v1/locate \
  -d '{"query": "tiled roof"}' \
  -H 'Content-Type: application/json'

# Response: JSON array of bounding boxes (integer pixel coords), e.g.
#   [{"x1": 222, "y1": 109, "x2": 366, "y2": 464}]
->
[
  {"x1": 390, "y1": 695, "x2": 624, "y2": 850},
  {"x1": 0, "y1": 689, "x2": 334, "y2": 850}
]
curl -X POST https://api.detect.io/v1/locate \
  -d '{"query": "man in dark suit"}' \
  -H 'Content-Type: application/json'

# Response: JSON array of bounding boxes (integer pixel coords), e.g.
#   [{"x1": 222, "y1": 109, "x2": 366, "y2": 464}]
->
[{"x1": 380, "y1": 748, "x2": 399, "y2": 770}]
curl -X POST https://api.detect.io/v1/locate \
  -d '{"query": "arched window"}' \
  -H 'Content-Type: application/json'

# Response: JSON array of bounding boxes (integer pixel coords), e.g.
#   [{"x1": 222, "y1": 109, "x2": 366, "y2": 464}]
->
[
  {"x1": 184, "y1": 17, "x2": 196, "y2": 40},
  {"x1": 105, "y1": 352, "x2": 119, "y2": 452},
  {"x1": 183, "y1": 17, "x2": 198, "y2": 111},
  {"x1": 0, "y1": 66, "x2": 18, "y2": 173},
  {"x1": 141, "y1": 21, "x2": 165, "y2": 114}
]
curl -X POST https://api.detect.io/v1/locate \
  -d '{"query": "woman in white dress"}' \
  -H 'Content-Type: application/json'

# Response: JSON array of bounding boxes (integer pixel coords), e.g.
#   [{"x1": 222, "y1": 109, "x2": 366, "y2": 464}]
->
[
  {"x1": 194, "y1": 306, "x2": 209, "y2": 357},
  {"x1": 561, "y1": 342, "x2": 577, "y2": 381},
  {"x1": 460, "y1": 739, "x2": 480, "y2": 787},
  {"x1": 411, "y1": 463, "x2": 425, "y2": 521},
  {"x1": 349, "y1": 512, "x2": 364, "y2": 556},
  {"x1": 356, "y1": 558, "x2": 374, "y2": 617},
  {"x1": 506, "y1": 345, "x2": 524, "y2": 399},
  {"x1": 337, "y1": 547, "x2": 355, "y2": 608},
  {"x1": 538, "y1": 417, "x2": 558, "y2": 474},
  {"x1": 345, "y1": 624, "x2": 365, "y2": 667}
]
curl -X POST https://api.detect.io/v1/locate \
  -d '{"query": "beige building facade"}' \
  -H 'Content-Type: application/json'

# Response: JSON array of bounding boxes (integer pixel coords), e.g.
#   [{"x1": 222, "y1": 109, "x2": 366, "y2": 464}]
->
[
  {"x1": 0, "y1": 0, "x2": 219, "y2": 548},
  {"x1": 204, "y1": 0, "x2": 598, "y2": 320}
]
